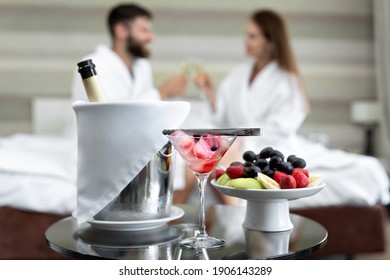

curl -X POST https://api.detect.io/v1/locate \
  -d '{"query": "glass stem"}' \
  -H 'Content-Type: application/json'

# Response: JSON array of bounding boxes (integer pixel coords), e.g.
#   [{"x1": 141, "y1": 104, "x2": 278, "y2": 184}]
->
[{"x1": 196, "y1": 173, "x2": 209, "y2": 239}]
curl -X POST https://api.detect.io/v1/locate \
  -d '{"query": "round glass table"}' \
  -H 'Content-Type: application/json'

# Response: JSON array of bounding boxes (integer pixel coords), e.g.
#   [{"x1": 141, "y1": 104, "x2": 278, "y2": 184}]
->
[{"x1": 45, "y1": 204, "x2": 327, "y2": 260}]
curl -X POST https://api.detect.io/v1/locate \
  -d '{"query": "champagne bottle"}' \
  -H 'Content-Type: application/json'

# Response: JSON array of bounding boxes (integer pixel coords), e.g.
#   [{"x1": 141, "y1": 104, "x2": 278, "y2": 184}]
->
[{"x1": 77, "y1": 59, "x2": 107, "y2": 102}]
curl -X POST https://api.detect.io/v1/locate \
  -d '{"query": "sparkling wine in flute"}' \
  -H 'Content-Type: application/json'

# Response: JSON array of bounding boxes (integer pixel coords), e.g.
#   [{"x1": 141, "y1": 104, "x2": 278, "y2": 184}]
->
[
  {"x1": 178, "y1": 59, "x2": 204, "y2": 80},
  {"x1": 77, "y1": 59, "x2": 107, "y2": 102}
]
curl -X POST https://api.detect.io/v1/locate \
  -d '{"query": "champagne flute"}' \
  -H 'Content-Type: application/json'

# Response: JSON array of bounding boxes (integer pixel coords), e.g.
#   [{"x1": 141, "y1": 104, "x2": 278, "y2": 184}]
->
[{"x1": 178, "y1": 58, "x2": 207, "y2": 99}]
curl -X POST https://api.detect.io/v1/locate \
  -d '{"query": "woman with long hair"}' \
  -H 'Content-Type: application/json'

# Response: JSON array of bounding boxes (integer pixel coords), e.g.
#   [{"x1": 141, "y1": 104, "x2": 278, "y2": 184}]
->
[
  {"x1": 199, "y1": 10, "x2": 309, "y2": 144},
  {"x1": 192, "y1": 9, "x2": 389, "y2": 209}
]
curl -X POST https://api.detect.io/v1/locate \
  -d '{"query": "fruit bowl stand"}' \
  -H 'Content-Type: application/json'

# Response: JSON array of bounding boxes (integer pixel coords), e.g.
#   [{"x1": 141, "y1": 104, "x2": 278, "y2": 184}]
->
[{"x1": 211, "y1": 180, "x2": 325, "y2": 232}]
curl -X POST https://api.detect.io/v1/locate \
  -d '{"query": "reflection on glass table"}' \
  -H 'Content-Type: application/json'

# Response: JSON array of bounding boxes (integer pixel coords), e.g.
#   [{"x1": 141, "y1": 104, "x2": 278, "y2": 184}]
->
[{"x1": 45, "y1": 204, "x2": 327, "y2": 260}]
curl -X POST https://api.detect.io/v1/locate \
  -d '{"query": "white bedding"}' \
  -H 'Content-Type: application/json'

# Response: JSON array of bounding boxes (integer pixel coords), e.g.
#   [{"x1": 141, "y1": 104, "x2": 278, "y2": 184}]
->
[
  {"x1": 0, "y1": 173, "x2": 76, "y2": 214},
  {"x1": 0, "y1": 134, "x2": 77, "y2": 214},
  {"x1": 0, "y1": 132, "x2": 388, "y2": 216}
]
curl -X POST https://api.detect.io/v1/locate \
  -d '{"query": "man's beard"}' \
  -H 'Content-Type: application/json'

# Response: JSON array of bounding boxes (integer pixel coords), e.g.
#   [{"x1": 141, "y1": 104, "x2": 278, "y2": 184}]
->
[{"x1": 126, "y1": 36, "x2": 150, "y2": 58}]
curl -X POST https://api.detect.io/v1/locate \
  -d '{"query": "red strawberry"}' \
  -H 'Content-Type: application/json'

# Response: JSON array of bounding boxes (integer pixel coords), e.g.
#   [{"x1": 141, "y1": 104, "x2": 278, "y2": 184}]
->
[
  {"x1": 292, "y1": 170, "x2": 309, "y2": 188},
  {"x1": 177, "y1": 133, "x2": 195, "y2": 152},
  {"x1": 192, "y1": 159, "x2": 218, "y2": 173},
  {"x1": 202, "y1": 134, "x2": 219, "y2": 149},
  {"x1": 280, "y1": 175, "x2": 297, "y2": 189},
  {"x1": 215, "y1": 169, "x2": 225, "y2": 180},
  {"x1": 193, "y1": 137, "x2": 214, "y2": 159},
  {"x1": 274, "y1": 171, "x2": 287, "y2": 184},
  {"x1": 226, "y1": 165, "x2": 245, "y2": 179},
  {"x1": 293, "y1": 168, "x2": 309, "y2": 178},
  {"x1": 216, "y1": 137, "x2": 230, "y2": 152}
]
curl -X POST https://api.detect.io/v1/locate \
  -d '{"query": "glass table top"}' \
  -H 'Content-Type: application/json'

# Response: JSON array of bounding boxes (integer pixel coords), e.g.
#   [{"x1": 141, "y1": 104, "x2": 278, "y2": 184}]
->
[{"x1": 45, "y1": 204, "x2": 327, "y2": 260}]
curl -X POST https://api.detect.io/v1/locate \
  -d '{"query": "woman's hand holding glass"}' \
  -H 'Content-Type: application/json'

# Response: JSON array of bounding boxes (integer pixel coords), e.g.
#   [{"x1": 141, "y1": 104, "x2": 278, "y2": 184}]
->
[
  {"x1": 179, "y1": 60, "x2": 216, "y2": 110},
  {"x1": 193, "y1": 72, "x2": 217, "y2": 111}
]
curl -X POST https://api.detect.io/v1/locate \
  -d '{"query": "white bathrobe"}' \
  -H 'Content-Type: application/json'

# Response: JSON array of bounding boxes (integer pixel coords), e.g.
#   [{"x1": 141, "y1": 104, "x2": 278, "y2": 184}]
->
[
  {"x1": 212, "y1": 60, "x2": 390, "y2": 209},
  {"x1": 72, "y1": 44, "x2": 160, "y2": 102}
]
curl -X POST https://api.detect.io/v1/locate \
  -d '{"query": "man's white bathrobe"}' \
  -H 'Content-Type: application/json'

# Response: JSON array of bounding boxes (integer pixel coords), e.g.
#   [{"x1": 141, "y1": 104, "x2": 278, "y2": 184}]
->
[
  {"x1": 72, "y1": 44, "x2": 160, "y2": 102},
  {"x1": 212, "y1": 60, "x2": 390, "y2": 209}
]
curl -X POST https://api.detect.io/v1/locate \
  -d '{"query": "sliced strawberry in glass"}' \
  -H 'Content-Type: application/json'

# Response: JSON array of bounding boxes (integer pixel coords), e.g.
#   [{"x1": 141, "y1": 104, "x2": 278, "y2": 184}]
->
[
  {"x1": 192, "y1": 159, "x2": 219, "y2": 173},
  {"x1": 177, "y1": 134, "x2": 195, "y2": 150},
  {"x1": 193, "y1": 137, "x2": 215, "y2": 160}
]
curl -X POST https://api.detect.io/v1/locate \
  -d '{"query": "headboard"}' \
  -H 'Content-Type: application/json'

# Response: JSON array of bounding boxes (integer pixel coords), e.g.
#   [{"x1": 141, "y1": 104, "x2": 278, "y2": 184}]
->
[{"x1": 32, "y1": 97, "x2": 76, "y2": 136}]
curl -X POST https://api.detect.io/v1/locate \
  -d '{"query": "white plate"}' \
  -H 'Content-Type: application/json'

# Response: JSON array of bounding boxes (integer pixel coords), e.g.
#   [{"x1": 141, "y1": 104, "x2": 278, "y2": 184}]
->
[
  {"x1": 87, "y1": 206, "x2": 185, "y2": 231},
  {"x1": 211, "y1": 179, "x2": 325, "y2": 201}
]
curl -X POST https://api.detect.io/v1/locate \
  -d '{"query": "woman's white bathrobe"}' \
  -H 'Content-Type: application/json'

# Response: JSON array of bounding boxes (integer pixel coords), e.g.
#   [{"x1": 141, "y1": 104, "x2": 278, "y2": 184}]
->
[
  {"x1": 212, "y1": 60, "x2": 390, "y2": 209},
  {"x1": 72, "y1": 44, "x2": 160, "y2": 102}
]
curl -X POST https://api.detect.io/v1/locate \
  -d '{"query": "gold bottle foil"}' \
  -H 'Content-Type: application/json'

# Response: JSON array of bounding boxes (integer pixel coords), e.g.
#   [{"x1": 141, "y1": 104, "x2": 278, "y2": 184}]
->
[{"x1": 82, "y1": 75, "x2": 107, "y2": 102}]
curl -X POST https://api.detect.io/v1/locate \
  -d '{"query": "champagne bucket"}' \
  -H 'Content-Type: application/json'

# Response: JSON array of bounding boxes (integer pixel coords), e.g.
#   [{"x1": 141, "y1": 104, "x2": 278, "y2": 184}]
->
[
  {"x1": 94, "y1": 142, "x2": 176, "y2": 221},
  {"x1": 72, "y1": 101, "x2": 189, "y2": 225}
]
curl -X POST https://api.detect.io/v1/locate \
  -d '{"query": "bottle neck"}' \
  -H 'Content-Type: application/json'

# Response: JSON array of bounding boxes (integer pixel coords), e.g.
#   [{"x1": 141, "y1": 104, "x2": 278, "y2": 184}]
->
[
  {"x1": 82, "y1": 76, "x2": 106, "y2": 102},
  {"x1": 79, "y1": 67, "x2": 97, "y2": 80},
  {"x1": 77, "y1": 59, "x2": 98, "y2": 80},
  {"x1": 77, "y1": 59, "x2": 106, "y2": 102}
]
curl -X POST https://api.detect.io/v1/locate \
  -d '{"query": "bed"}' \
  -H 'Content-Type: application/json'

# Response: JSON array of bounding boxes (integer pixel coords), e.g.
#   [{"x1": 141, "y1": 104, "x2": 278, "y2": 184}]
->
[
  {"x1": 291, "y1": 204, "x2": 387, "y2": 259},
  {"x1": 0, "y1": 98, "x2": 76, "y2": 259},
  {"x1": 0, "y1": 98, "x2": 388, "y2": 259}
]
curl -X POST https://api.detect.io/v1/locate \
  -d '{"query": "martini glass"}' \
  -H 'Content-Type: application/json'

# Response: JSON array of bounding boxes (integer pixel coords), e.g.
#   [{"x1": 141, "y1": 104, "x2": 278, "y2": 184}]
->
[{"x1": 166, "y1": 130, "x2": 237, "y2": 249}]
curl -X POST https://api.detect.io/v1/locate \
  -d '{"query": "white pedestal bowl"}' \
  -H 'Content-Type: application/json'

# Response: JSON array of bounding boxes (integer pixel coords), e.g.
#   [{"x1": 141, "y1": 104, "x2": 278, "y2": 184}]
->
[{"x1": 212, "y1": 180, "x2": 325, "y2": 232}]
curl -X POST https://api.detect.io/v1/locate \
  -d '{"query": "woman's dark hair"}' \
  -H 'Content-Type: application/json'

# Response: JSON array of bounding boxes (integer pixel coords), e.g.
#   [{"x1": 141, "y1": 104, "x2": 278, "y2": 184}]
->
[
  {"x1": 251, "y1": 10, "x2": 309, "y2": 110},
  {"x1": 107, "y1": 3, "x2": 153, "y2": 38},
  {"x1": 251, "y1": 10, "x2": 298, "y2": 75}
]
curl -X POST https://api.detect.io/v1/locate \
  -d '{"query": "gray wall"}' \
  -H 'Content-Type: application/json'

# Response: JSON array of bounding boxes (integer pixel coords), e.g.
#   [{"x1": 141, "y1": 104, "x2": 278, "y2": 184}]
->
[{"x1": 0, "y1": 0, "x2": 376, "y2": 153}]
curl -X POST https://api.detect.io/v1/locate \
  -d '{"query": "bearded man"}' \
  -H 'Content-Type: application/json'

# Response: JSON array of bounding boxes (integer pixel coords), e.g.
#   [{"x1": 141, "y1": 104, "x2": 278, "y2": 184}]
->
[{"x1": 72, "y1": 3, "x2": 186, "y2": 101}]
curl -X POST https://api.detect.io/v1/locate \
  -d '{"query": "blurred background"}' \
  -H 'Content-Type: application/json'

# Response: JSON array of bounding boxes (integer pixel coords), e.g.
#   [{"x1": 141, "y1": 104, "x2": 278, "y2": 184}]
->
[
  {"x1": 1, "y1": 0, "x2": 390, "y2": 261},
  {"x1": 0, "y1": 0, "x2": 388, "y2": 161}
]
